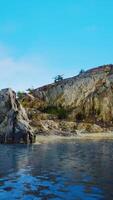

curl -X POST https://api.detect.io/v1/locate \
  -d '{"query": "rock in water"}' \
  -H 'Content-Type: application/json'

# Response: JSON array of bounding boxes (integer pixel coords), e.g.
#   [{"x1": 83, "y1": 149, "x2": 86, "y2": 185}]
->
[{"x1": 0, "y1": 88, "x2": 35, "y2": 143}]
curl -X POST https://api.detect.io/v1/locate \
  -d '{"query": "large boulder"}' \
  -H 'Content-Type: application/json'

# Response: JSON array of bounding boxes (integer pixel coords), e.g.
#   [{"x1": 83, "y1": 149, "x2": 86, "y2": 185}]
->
[{"x1": 0, "y1": 88, "x2": 35, "y2": 143}]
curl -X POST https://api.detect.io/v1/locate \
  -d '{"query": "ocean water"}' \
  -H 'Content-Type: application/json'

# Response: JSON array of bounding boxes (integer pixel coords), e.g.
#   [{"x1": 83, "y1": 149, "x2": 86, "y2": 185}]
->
[{"x1": 0, "y1": 140, "x2": 113, "y2": 200}]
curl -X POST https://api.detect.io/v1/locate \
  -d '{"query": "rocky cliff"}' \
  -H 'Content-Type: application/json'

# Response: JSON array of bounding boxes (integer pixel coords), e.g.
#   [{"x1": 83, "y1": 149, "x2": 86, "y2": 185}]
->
[
  {"x1": 0, "y1": 89, "x2": 35, "y2": 143},
  {"x1": 19, "y1": 64, "x2": 113, "y2": 134},
  {"x1": 1, "y1": 64, "x2": 113, "y2": 144}
]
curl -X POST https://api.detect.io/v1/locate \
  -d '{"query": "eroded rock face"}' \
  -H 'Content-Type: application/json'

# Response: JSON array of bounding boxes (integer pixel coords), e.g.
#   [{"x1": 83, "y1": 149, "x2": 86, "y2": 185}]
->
[
  {"x1": 32, "y1": 65, "x2": 113, "y2": 125},
  {"x1": 0, "y1": 88, "x2": 35, "y2": 143}
]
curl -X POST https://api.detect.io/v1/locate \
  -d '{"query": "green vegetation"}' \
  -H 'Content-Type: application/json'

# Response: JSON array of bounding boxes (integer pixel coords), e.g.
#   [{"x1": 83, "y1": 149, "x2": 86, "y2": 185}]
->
[
  {"x1": 54, "y1": 75, "x2": 63, "y2": 83},
  {"x1": 79, "y1": 69, "x2": 85, "y2": 75},
  {"x1": 17, "y1": 91, "x2": 24, "y2": 99},
  {"x1": 27, "y1": 87, "x2": 34, "y2": 94},
  {"x1": 41, "y1": 105, "x2": 68, "y2": 119}
]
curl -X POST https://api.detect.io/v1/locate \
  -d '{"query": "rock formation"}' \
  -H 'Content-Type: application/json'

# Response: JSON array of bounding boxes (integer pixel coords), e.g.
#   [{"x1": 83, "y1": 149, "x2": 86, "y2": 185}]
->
[
  {"x1": 19, "y1": 64, "x2": 113, "y2": 134},
  {"x1": 1, "y1": 64, "x2": 113, "y2": 141},
  {"x1": 32, "y1": 65, "x2": 113, "y2": 124},
  {"x1": 0, "y1": 88, "x2": 35, "y2": 144}
]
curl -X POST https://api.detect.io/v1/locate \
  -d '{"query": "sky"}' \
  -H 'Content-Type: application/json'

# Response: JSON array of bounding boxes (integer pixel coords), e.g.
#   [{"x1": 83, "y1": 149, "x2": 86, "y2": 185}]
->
[{"x1": 0, "y1": 0, "x2": 113, "y2": 91}]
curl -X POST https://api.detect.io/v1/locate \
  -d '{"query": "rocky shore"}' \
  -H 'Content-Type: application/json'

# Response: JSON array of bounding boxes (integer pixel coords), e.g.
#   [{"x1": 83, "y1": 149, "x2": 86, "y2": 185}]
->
[{"x1": 1, "y1": 64, "x2": 113, "y2": 143}]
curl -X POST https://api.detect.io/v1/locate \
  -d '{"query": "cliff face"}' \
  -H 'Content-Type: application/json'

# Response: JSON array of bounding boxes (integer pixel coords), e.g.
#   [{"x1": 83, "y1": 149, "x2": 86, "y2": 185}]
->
[
  {"x1": 1, "y1": 64, "x2": 113, "y2": 143},
  {"x1": 31, "y1": 65, "x2": 113, "y2": 126},
  {"x1": 0, "y1": 89, "x2": 35, "y2": 143}
]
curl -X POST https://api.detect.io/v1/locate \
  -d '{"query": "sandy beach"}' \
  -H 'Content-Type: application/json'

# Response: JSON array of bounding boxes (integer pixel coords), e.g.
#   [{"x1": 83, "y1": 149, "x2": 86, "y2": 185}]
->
[{"x1": 35, "y1": 132, "x2": 113, "y2": 144}]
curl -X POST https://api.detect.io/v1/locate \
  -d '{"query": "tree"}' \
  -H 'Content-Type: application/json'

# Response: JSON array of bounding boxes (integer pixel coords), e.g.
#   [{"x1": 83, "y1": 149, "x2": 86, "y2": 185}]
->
[
  {"x1": 54, "y1": 74, "x2": 64, "y2": 83},
  {"x1": 79, "y1": 69, "x2": 85, "y2": 75},
  {"x1": 27, "y1": 86, "x2": 34, "y2": 94},
  {"x1": 17, "y1": 91, "x2": 24, "y2": 99}
]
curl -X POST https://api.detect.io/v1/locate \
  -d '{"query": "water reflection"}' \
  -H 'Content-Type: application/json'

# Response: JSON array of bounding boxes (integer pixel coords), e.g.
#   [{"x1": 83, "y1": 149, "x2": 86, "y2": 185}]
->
[{"x1": 0, "y1": 140, "x2": 113, "y2": 199}]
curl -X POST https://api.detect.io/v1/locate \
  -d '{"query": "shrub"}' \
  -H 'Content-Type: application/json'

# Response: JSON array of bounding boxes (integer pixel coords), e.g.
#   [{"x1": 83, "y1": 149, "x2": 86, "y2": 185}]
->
[
  {"x1": 17, "y1": 91, "x2": 24, "y2": 99},
  {"x1": 41, "y1": 105, "x2": 68, "y2": 119},
  {"x1": 54, "y1": 75, "x2": 63, "y2": 83},
  {"x1": 57, "y1": 107, "x2": 68, "y2": 119},
  {"x1": 79, "y1": 69, "x2": 85, "y2": 75},
  {"x1": 27, "y1": 87, "x2": 34, "y2": 94}
]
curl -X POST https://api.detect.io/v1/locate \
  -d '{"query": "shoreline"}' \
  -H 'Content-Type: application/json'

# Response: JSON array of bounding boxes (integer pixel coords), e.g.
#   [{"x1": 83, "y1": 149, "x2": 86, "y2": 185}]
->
[{"x1": 35, "y1": 132, "x2": 113, "y2": 144}]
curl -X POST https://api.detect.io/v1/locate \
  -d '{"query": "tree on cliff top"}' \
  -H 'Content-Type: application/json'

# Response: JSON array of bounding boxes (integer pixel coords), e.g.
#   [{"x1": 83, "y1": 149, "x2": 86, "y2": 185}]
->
[
  {"x1": 79, "y1": 69, "x2": 85, "y2": 75},
  {"x1": 54, "y1": 75, "x2": 64, "y2": 83}
]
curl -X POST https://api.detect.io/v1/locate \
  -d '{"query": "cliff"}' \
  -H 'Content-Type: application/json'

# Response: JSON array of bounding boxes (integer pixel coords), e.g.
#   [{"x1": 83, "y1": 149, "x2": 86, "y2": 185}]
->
[
  {"x1": 19, "y1": 64, "x2": 113, "y2": 134},
  {"x1": 0, "y1": 89, "x2": 35, "y2": 143},
  {"x1": 1, "y1": 64, "x2": 113, "y2": 143}
]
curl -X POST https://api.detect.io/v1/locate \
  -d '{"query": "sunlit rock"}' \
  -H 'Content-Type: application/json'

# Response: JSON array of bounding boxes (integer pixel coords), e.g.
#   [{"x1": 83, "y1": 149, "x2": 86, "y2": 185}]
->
[{"x1": 0, "y1": 88, "x2": 35, "y2": 143}]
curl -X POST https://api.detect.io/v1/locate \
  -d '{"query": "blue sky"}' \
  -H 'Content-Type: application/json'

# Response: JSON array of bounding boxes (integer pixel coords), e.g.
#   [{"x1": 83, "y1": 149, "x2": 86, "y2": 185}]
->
[{"x1": 0, "y1": 0, "x2": 113, "y2": 91}]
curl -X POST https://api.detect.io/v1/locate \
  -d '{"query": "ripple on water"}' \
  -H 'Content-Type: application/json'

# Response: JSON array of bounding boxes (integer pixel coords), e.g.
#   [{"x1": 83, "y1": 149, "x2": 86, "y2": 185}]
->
[{"x1": 0, "y1": 141, "x2": 113, "y2": 199}]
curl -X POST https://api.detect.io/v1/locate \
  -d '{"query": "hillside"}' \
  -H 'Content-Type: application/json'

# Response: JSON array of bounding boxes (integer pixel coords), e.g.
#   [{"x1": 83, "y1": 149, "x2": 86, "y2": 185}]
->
[{"x1": 19, "y1": 64, "x2": 113, "y2": 134}]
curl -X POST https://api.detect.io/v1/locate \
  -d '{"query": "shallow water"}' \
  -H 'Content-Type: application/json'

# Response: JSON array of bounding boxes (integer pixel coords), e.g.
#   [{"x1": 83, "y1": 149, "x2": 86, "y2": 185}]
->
[{"x1": 0, "y1": 140, "x2": 113, "y2": 200}]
